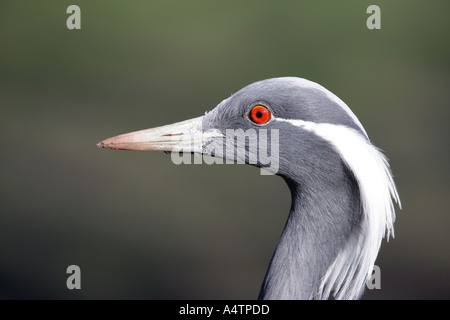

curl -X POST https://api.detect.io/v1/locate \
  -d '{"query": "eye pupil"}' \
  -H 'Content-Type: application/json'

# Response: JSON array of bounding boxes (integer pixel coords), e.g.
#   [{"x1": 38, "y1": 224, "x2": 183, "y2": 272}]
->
[{"x1": 249, "y1": 105, "x2": 271, "y2": 124}]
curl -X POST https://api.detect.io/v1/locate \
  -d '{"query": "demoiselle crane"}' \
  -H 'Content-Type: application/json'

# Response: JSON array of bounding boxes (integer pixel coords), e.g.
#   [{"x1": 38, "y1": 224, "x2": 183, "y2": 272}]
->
[{"x1": 97, "y1": 77, "x2": 401, "y2": 300}]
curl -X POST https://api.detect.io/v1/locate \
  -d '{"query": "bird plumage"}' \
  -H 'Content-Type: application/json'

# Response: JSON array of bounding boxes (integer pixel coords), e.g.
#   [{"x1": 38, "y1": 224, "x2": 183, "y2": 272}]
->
[{"x1": 98, "y1": 77, "x2": 401, "y2": 300}]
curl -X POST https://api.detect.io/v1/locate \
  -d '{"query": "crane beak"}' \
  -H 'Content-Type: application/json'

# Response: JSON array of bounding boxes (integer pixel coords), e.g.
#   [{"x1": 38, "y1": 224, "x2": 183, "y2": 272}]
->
[{"x1": 97, "y1": 116, "x2": 222, "y2": 153}]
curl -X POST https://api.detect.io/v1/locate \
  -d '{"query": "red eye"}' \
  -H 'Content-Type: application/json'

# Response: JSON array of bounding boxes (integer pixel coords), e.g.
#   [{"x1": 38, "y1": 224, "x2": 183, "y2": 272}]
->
[{"x1": 249, "y1": 105, "x2": 271, "y2": 124}]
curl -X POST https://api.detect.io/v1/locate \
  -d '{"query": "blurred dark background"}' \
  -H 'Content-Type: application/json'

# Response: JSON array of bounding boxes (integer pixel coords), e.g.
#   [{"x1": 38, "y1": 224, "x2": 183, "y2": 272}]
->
[{"x1": 1, "y1": 0, "x2": 449, "y2": 299}]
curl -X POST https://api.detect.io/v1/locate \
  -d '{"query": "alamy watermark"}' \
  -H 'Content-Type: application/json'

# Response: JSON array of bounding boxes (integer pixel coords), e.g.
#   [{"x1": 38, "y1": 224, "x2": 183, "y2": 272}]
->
[
  {"x1": 367, "y1": 265, "x2": 381, "y2": 290},
  {"x1": 169, "y1": 128, "x2": 280, "y2": 175},
  {"x1": 66, "y1": 265, "x2": 81, "y2": 290},
  {"x1": 367, "y1": 5, "x2": 381, "y2": 30},
  {"x1": 66, "y1": 5, "x2": 381, "y2": 31},
  {"x1": 64, "y1": 264, "x2": 381, "y2": 291},
  {"x1": 66, "y1": 5, "x2": 81, "y2": 30}
]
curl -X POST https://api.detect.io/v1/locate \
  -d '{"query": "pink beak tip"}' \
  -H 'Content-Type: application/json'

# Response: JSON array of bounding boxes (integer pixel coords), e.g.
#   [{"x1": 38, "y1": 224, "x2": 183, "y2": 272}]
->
[{"x1": 96, "y1": 139, "x2": 121, "y2": 150}]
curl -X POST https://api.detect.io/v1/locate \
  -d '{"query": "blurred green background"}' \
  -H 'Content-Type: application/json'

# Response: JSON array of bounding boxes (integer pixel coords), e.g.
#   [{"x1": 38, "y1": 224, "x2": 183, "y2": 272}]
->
[{"x1": 1, "y1": 0, "x2": 449, "y2": 299}]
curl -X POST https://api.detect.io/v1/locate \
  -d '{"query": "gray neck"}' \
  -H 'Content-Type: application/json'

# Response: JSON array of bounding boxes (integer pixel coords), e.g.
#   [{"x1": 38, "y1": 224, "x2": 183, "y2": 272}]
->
[{"x1": 258, "y1": 167, "x2": 362, "y2": 300}]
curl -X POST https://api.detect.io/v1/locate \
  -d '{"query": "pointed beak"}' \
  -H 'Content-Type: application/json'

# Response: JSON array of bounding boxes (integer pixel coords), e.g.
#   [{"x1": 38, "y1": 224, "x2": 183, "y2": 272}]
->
[{"x1": 97, "y1": 116, "x2": 222, "y2": 153}]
